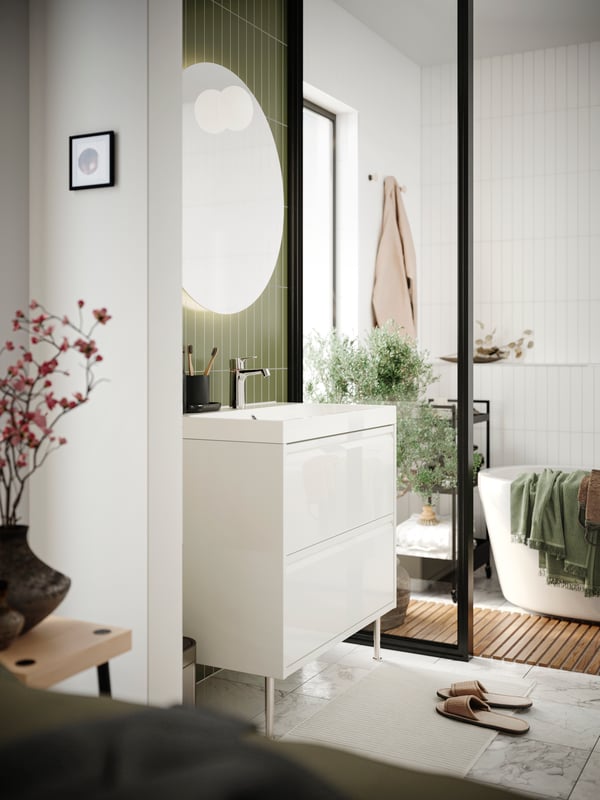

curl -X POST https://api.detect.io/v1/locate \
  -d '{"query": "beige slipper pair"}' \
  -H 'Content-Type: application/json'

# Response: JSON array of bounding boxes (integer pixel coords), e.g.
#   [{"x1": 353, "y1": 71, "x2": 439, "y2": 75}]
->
[{"x1": 435, "y1": 680, "x2": 532, "y2": 735}]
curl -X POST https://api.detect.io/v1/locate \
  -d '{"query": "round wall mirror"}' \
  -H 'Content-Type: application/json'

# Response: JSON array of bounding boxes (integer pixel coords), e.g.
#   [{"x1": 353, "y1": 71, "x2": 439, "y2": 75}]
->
[{"x1": 182, "y1": 62, "x2": 284, "y2": 315}]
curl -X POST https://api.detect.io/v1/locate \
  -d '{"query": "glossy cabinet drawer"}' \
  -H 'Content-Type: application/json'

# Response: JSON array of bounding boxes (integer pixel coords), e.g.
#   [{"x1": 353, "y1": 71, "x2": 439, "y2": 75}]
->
[
  {"x1": 284, "y1": 519, "x2": 395, "y2": 669},
  {"x1": 284, "y1": 428, "x2": 395, "y2": 555}
]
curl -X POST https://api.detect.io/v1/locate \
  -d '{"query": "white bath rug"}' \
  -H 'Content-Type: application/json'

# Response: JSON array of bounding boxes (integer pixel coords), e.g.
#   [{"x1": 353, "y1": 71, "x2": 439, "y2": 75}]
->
[{"x1": 283, "y1": 662, "x2": 534, "y2": 776}]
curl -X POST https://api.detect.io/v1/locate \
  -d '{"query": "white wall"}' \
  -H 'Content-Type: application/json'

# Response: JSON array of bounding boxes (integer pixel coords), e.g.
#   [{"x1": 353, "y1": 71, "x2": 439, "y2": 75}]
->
[
  {"x1": 421, "y1": 42, "x2": 600, "y2": 470},
  {"x1": 146, "y1": 0, "x2": 183, "y2": 706},
  {"x1": 419, "y1": 61, "x2": 459, "y2": 361},
  {"x1": 1, "y1": 0, "x2": 183, "y2": 705},
  {"x1": 303, "y1": 0, "x2": 421, "y2": 336}
]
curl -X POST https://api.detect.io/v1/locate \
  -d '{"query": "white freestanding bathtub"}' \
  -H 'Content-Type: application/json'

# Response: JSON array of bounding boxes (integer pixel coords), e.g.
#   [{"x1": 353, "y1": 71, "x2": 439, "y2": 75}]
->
[{"x1": 478, "y1": 465, "x2": 600, "y2": 623}]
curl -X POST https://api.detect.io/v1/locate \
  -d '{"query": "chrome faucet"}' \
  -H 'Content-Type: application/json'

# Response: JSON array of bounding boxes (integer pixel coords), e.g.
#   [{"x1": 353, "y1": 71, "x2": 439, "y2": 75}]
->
[{"x1": 230, "y1": 357, "x2": 270, "y2": 409}]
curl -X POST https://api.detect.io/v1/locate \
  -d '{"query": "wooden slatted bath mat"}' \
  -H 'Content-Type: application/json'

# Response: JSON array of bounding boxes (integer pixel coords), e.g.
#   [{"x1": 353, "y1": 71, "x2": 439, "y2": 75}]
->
[{"x1": 384, "y1": 599, "x2": 600, "y2": 675}]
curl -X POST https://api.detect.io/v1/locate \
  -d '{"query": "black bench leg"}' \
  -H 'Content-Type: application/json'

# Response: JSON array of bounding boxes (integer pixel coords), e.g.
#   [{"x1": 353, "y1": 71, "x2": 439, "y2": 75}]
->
[{"x1": 97, "y1": 662, "x2": 112, "y2": 697}]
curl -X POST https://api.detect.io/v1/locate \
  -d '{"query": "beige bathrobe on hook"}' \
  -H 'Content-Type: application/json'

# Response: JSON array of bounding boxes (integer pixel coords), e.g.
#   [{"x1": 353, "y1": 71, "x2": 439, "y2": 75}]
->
[{"x1": 372, "y1": 176, "x2": 417, "y2": 338}]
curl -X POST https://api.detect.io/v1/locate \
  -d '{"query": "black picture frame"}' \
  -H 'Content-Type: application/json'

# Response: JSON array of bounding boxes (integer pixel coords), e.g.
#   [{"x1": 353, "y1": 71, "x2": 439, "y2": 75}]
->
[{"x1": 69, "y1": 131, "x2": 115, "y2": 190}]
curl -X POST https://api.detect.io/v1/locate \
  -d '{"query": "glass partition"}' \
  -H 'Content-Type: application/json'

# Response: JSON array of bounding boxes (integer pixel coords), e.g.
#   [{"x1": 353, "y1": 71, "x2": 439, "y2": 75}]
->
[{"x1": 302, "y1": 0, "x2": 470, "y2": 659}]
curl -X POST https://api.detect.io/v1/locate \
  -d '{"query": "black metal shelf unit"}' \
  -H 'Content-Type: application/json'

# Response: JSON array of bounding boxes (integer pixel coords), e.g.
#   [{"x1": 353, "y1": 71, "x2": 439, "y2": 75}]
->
[
  {"x1": 429, "y1": 398, "x2": 492, "y2": 596},
  {"x1": 454, "y1": 398, "x2": 490, "y2": 577}
]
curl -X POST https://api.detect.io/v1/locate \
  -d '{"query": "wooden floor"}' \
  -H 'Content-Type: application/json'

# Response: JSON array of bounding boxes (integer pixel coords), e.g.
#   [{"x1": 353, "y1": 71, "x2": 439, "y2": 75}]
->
[{"x1": 385, "y1": 599, "x2": 600, "y2": 675}]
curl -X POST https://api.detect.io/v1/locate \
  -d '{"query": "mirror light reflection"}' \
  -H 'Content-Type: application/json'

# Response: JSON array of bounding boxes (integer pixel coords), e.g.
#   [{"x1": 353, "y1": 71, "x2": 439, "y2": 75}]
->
[
  {"x1": 194, "y1": 85, "x2": 254, "y2": 133},
  {"x1": 182, "y1": 62, "x2": 284, "y2": 315}
]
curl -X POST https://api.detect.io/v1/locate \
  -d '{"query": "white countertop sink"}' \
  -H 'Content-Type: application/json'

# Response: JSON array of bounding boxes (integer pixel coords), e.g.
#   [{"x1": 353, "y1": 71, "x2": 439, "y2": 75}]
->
[{"x1": 183, "y1": 402, "x2": 396, "y2": 443}]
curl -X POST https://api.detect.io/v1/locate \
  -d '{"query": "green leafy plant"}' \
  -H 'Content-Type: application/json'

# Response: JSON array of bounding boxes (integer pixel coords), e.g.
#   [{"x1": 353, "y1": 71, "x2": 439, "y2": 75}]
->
[
  {"x1": 304, "y1": 324, "x2": 483, "y2": 507},
  {"x1": 303, "y1": 322, "x2": 434, "y2": 405}
]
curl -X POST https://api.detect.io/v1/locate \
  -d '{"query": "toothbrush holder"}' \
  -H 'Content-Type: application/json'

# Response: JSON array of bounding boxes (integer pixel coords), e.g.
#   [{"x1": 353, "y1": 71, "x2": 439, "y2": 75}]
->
[{"x1": 185, "y1": 374, "x2": 211, "y2": 411}]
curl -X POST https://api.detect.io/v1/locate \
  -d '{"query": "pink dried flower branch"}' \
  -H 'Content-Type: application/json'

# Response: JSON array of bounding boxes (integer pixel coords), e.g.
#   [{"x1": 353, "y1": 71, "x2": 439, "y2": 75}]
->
[{"x1": 0, "y1": 299, "x2": 111, "y2": 526}]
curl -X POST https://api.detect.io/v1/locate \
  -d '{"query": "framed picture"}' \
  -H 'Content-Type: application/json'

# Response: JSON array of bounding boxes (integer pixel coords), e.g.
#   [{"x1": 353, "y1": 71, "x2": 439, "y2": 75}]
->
[{"x1": 69, "y1": 131, "x2": 115, "y2": 190}]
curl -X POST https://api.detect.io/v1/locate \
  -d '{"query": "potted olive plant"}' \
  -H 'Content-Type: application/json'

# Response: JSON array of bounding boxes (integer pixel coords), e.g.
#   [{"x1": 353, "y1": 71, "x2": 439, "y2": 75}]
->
[{"x1": 395, "y1": 401, "x2": 458, "y2": 524}]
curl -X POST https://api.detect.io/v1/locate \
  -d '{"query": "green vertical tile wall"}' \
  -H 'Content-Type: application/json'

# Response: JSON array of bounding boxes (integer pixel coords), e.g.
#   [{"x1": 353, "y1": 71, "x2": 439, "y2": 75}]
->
[{"x1": 182, "y1": 0, "x2": 288, "y2": 406}]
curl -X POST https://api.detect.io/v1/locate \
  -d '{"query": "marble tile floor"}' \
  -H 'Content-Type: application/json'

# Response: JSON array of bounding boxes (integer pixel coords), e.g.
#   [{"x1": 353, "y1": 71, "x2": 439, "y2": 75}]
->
[
  {"x1": 195, "y1": 641, "x2": 600, "y2": 800},
  {"x1": 195, "y1": 561, "x2": 599, "y2": 799}
]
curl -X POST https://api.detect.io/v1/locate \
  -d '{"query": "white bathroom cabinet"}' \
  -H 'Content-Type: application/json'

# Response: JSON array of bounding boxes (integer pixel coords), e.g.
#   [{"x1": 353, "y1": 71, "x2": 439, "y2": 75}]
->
[{"x1": 183, "y1": 403, "x2": 397, "y2": 704}]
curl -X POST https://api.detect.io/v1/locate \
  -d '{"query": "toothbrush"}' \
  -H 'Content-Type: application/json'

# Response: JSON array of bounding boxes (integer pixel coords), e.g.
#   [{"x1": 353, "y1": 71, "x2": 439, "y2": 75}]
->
[
  {"x1": 204, "y1": 346, "x2": 218, "y2": 376},
  {"x1": 187, "y1": 345, "x2": 194, "y2": 376}
]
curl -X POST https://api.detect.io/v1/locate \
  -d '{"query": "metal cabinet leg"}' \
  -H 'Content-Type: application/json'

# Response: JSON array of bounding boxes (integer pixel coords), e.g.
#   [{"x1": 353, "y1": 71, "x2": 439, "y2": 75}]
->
[
  {"x1": 373, "y1": 617, "x2": 382, "y2": 661},
  {"x1": 265, "y1": 676, "x2": 275, "y2": 738}
]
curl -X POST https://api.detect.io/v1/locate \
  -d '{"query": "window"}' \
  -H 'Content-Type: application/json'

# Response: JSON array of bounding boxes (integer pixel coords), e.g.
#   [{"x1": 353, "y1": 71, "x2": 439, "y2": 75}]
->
[{"x1": 303, "y1": 101, "x2": 336, "y2": 336}]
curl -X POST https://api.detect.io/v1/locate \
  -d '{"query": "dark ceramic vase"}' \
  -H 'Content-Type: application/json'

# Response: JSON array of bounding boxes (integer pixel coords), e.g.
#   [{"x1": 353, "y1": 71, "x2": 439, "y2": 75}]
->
[
  {"x1": 0, "y1": 578, "x2": 25, "y2": 649},
  {"x1": 0, "y1": 525, "x2": 71, "y2": 634}
]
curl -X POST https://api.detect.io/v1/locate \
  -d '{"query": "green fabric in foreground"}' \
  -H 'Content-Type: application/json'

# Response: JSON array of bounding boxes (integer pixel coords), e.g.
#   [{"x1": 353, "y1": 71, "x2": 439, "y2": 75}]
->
[
  {"x1": 511, "y1": 468, "x2": 600, "y2": 597},
  {"x1": 0, "y1": 665, "x2": 529, "y2": 800}
]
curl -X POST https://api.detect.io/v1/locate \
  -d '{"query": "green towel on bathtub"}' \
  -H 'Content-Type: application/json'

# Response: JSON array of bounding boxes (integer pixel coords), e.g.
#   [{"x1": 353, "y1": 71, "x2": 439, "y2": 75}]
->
[
  {"x1": 510, "y1": 471, "x2": 539, "y2": 546},
  {"x1": 511, "y1": 468, "x2": 600, "y2": 597}
]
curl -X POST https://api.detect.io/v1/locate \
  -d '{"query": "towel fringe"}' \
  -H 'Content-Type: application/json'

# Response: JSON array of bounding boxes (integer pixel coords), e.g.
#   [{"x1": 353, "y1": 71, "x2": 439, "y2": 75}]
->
[
  {"x1": 564, "y1": 562, "x2": 588, "y2": 580},
  {"x1": 527, "y1": 540, "x2": 565, "y2": 560},
  {"x1": 545, "y1": 576, "x2": 585, "y2": 592},
  {"x1": 511, "y1": 532, "x2": 527, "y2": 545}
]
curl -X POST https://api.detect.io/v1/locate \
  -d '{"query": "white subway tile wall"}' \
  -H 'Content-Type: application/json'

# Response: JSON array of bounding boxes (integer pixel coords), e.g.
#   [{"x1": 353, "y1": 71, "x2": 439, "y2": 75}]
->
[{"x1": 420, "y1": 41, "x2": 600, "y2": 471}]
